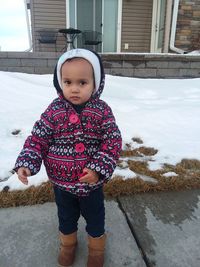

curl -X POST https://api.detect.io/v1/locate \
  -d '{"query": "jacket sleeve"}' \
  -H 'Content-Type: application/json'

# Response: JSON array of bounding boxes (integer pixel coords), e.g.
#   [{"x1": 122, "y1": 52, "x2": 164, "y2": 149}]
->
[
  {"x1": 86, "y1": 103, "x2": 122, "y2": 183},
  {"x1": 14, "y1": 103, "x2": 55, "y2": 176}
]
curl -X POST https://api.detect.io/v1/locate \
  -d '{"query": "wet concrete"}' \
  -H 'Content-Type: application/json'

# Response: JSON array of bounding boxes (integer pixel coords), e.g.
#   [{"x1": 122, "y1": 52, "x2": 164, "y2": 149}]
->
[{"x1": 118, "y1": 189, "x2": 200, "y2": 267}]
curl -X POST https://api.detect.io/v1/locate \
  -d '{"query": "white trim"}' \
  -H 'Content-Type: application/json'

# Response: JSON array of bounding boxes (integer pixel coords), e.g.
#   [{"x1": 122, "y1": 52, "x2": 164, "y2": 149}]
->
[
  {"x1": 93, "y1": 0, "x2": 96, "y2": 31},
  {"x1": 75, "y1": 0, "x2": 77, "y2": 28},
  {"x1": 23, "y1": 0, "x2": 32, "y2": 51},
  {"x1": 66, "y1": 0, "x2": 70, "y2": 27},
  {"x1": 117, "y1": 0, "x2": 122, "y2": 53},
  {"x1": 66, "y1": 0, "x2": 78, "y2": 28},
  {"x1": 102, "y1": 0, "x2": 105, "y2": 52},
  {"x1": 150, "y1": 0, "x2": 158, "y2": 52}
]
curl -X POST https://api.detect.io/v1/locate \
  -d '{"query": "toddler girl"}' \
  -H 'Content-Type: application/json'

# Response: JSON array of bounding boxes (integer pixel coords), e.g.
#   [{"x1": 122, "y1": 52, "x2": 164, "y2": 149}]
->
[{"x1": 14, "y1": 49, "x2": 122, "y2": 267}]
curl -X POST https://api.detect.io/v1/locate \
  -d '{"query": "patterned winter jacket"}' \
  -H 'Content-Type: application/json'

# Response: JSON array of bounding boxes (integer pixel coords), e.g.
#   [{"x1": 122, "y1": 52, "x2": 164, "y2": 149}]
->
[{"x1": 14, "y1": 52, "x2": 122, "y2": 196}]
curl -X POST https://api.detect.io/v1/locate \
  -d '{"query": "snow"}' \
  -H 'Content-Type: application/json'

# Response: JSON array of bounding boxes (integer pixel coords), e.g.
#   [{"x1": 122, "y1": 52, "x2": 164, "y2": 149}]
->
[
  {"x1": 187, "y1": 50, "x2": 200, "y2": 55},
  {"x1": 163, "y1": 172, "x2": 178, "y2": 177},
  {"x1": 0, "y1": 71, "x2": 200, "y2": 191},
  {"x1": 114, "y1": 167, "x2": 137, "y2": 179}
]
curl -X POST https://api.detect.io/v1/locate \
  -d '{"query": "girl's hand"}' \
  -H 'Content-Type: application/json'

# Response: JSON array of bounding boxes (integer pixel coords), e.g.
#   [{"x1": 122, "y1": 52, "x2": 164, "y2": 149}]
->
[
  {"x1": 79, "y1": 168, "x2": 99, "y2": 185},
  {"x1": 17, "y1": 167, "x2": 31, "y2": 185}
]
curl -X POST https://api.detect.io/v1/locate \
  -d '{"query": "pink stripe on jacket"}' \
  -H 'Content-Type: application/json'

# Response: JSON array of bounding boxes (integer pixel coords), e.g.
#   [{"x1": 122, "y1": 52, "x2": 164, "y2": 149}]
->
[{"x1": 14, "y1": 50, "x2": 122, "y2": 196}]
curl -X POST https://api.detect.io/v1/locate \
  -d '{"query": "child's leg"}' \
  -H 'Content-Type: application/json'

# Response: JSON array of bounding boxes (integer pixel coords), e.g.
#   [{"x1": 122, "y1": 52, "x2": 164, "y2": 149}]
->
[
  {"x1": 54, "y1": 186, "x2": 80, "y2": 234},
  {"x1": 80, "y1": 187, "x2": 105, "y2": 237},
  {"x1": 54, "y1": 186, "x2": 80, "y2": 267},
  {"x1": 80, "y1": 187, "x2": 106, "y2": 267}
]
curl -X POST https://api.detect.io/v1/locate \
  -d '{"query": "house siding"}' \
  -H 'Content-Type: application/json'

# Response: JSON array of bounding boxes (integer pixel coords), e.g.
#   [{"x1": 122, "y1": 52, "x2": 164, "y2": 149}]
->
[
  {"x1": 121, "y1": 0, "x2": 153, "y2": 52},
  {"x1": 31, "y1": 0, "x2": 154, "y2": 53},
  {"x1": 31, "y1": 0, "x2": 199, "y2": 54},
  {"x1": 31, "y1": 0, "x2": 66, "y2": 52}
]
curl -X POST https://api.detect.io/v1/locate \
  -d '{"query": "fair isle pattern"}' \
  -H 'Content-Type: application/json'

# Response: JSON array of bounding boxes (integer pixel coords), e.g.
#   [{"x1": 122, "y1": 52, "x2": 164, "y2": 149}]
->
[
  {"x1": 14, "y1": 97, "x2": 122, "y2": 196},
  {"x1": 14, "y1": 49, "x2": 122, "y2": 196}
]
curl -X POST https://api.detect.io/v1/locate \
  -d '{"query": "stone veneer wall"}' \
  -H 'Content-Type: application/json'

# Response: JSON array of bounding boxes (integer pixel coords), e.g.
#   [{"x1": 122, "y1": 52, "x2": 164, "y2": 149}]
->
[
  {"x1": 0, "y1": 52, "x2": 200, "y2": 78},
  {"x1": 176, "y1": 0, "x2": 200, "y2": 51}
]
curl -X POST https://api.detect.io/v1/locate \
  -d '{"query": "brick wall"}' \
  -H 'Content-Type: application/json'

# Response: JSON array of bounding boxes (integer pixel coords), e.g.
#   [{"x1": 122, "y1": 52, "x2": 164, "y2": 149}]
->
[
  {"x1": 176, "y1": 0, "x2": 200, "y2": 52},
  {"x1": 0, "y1": 52, "x2": 200, "y2": 78}
]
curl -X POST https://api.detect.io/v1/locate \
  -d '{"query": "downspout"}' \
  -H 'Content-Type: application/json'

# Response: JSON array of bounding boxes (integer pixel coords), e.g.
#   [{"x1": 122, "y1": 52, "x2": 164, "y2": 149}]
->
[
  {"x1": 163, "y1": 0, "x2": 173, "y2": 53},
  {"x1": 23, "y1": 0, "x2": 32, "y2": 52},
  {"x1": 170, "y1": 0, "x2": 185, "y2": 54}
]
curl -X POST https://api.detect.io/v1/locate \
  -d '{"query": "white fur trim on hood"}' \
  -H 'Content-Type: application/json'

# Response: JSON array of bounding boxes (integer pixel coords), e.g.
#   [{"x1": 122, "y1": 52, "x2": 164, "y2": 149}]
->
[{"x1": 56, "y1": 49, "x2": 101, "y2": 94}]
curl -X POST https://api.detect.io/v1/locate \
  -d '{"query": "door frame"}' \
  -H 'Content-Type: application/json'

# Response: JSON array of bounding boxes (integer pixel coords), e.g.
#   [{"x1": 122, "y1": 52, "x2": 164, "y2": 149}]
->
[
  {"x1": 151, "y1": 0, "x2": 165, "y2": 53},
  {"x1": 116, "y1": 0, "x2": 122, "y2": 53},
  {"x1": 66, "y1": 0, "x2": 122, "y2": 52}
]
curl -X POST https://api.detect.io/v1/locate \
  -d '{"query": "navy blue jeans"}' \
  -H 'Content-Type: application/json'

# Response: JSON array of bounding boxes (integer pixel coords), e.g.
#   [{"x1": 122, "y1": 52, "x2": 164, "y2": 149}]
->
[{"x1": 53, "y1": 186, "x2": 105, "y2": 238}]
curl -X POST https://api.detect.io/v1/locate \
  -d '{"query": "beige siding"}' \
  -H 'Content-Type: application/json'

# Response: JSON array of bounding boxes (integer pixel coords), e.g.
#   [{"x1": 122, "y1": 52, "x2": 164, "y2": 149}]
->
[
  {"x1": 31, "y1": 0, "x2": 66, "y2": 52},
  {"x1": 31, "y1": 0, "x2": 154, "y2": 53},
  {"x1": 121, "y1": 0, "x2": 153, "y2": 52}
]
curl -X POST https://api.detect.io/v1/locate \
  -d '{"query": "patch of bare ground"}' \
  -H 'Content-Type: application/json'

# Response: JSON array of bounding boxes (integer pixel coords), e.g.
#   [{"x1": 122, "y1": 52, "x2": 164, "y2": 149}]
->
[
  {"x1": 121, "y1": 143, "x2": 158, "y2": 157},
  {"x1": 1, "y1": 139, "x2": 200, "y2": 208},
  {"x1": 132, "y1": 137, "x2": 143, "y2": 144}
]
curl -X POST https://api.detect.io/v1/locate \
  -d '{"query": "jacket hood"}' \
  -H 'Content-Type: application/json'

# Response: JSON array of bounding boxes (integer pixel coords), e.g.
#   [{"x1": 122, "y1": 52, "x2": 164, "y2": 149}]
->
[{"x1": 53, "y1": 49, "x2": 105, "y2": 100}]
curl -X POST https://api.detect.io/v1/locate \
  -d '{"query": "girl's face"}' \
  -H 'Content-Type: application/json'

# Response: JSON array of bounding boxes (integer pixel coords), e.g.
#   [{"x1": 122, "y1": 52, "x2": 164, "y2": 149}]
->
[{"x1": 61, "y1": 58, "x2": 95, "y2": 105}]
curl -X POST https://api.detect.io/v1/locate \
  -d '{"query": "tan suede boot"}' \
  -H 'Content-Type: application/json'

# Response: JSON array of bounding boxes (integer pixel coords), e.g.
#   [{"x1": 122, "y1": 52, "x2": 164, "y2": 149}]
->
[
  {"x1": 58, "y1": 232, "x2": 77, "y2": 267},
  {"x1": 87, "y1": 234, "x2": 106, "y2": 267}
]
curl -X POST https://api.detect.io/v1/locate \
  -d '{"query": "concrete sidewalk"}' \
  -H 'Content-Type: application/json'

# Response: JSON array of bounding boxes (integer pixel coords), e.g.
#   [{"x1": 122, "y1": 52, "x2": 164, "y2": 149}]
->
[
  {"x1": 118, "y1": 189, "x2": 200, "y2": 267},
  {"x1": 1, "y1": 189, "x2": 200, "y2": 267},
  {"x1": 0, "y1": 200, "x2": 145, "y2": 267}
]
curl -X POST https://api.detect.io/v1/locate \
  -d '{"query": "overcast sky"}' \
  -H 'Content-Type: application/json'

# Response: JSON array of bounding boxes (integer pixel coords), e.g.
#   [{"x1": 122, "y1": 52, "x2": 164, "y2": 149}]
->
[{"x1": 0, "y1": 0, "x2": 29, "y2": 51}]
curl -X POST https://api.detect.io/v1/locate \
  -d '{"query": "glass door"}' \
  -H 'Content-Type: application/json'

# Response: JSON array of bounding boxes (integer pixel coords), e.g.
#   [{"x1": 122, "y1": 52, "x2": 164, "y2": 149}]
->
[
  {"x1": 76, "y1": 0, "x2": 102, "y2": 32},
  {"x1": 68, "y1": 0, "x2": 102, "y2": 52},
  {"x1": 102, "y1": 0, "x2": 118, "y2": 52},
  {"x1": 68, "y1": 0, "x2": 119, "y2": 52}
]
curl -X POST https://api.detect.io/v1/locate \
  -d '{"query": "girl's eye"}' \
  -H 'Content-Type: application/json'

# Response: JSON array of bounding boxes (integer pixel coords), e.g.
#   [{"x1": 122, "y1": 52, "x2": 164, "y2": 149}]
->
[
  {"x1": 80, "y1": 81, "x2": 87, "y2": 85},
  {"x1": 64, "y1": 80, "x2": 71, "y2": 85}
]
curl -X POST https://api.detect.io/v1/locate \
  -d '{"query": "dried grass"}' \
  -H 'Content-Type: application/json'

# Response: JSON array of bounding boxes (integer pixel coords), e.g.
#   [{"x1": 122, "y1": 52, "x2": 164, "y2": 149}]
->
[
  {"x1": 120, "y1": 148, "x2": 142, "y2": 157},
  {"x1": 121, "y1": 144, "x2": 158, "y2": 157},
  {"x1": 176, "y1": 158, "x2": 200, "y2": 170},
  {"x1": 132, "y1": 137, "x2": 143, "y2": 144},
  {"x1": 0, "y1": 182, "x2": 54, "y2": 208},
  {"x1": 1, "y1": 142, "x2": 200, "y2": 208},
  {"x1": 104, "y1": 174, "x2": 200, "y2": 198},
  {"x1": 137, "y1": 146, "x2": 158, "y2": 156},
  {"x1": 1, "y1": 172, "x2": 200, "y2": 208}
]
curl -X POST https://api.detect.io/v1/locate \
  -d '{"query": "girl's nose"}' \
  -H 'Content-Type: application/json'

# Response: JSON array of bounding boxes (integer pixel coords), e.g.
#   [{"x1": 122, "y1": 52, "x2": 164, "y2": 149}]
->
[{"x1": 71, "y1": 85, "x2": 79, "y2": 92}]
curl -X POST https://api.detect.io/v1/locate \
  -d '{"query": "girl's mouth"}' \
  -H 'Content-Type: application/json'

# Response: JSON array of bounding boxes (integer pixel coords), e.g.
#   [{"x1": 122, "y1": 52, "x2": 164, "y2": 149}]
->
[{"x1": 70, "y1": 96, "x2": 80, "y2": 101}]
